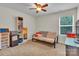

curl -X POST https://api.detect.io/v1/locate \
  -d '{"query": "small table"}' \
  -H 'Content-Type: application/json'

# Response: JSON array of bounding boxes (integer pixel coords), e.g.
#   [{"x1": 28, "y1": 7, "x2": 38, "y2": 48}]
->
[{"x1": 65, "y1": 38, "x2": 79, "y2": 56}]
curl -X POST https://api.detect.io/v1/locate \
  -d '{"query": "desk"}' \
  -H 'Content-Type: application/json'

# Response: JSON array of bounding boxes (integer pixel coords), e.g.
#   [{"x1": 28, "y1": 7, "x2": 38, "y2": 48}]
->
[{"x1": 65, "y1": 38, "x2": 79, "y2": 56}]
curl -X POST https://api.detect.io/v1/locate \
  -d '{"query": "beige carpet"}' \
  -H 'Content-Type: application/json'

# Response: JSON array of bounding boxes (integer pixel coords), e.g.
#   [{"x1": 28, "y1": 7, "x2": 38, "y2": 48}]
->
[{"x1": 0, "y1": 40, "x2": 66, "y2": 56}]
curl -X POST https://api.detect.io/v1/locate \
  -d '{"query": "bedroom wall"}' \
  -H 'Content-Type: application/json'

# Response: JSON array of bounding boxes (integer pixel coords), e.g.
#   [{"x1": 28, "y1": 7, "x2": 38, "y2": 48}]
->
[
  {"x1": 77, "y1": 6, "x2": 79, "y2": 20},
  {"x1": 0, "y1": 6, "x2": 36, "y2": 39},
  {"x1": 0, "y1": 6, "x2": 77, "y2": 42},
  {"x1": 36, "y1": 8, "x2": 77, "y2": 43}
]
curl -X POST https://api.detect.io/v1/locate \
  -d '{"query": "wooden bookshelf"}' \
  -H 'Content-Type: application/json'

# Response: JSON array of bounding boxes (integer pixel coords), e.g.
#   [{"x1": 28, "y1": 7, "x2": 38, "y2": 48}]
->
[{"x1": 0, "y1": 32, "x2": 10, "y2": 49}]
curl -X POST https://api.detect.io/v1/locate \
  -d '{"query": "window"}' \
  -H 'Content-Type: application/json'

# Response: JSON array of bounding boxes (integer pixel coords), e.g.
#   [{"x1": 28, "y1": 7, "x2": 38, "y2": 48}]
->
[{"x1": 59, "y1": 16, "x2": 74, "y2": 35}]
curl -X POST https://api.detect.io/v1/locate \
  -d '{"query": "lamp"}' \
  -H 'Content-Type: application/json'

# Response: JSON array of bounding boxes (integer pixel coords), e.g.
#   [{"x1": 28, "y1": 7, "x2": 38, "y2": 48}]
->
[{"x1": 22, "y1": 27, "x2": 27, "y2": 39}]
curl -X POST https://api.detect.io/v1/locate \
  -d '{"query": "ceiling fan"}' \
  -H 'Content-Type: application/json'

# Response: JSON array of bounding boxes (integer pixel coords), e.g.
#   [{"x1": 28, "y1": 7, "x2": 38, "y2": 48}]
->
[{"x1": 29, "y1": 3, "x2": 48, "y2": 13}]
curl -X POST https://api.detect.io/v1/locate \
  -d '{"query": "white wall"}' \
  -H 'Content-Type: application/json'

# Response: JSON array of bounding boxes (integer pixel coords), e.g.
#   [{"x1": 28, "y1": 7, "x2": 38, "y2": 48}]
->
[
  {"x1": 77, "y1": 6, "x2": 79, "y2": 20},
  {"x1": 0, "y1": 6, "x2": 36, "y2": 39},
  {"x1": 0, "y1": 6, "x2": 77, "y2": 42},
  {"x1": 36, "y1": 8, "x2": 77, "y2": 43}
]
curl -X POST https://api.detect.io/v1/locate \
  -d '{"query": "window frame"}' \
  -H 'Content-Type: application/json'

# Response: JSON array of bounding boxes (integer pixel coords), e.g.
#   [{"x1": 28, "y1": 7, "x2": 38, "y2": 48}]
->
[{"x1": 59, "y1": 16, "x2": 74, "y2": 35}]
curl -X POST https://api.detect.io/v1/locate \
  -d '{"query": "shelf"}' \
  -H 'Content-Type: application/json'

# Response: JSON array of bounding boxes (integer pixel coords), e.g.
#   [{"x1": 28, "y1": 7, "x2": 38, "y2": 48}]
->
[{"x1": 0, "y1": 32, "x2": 10, "y2": 49}]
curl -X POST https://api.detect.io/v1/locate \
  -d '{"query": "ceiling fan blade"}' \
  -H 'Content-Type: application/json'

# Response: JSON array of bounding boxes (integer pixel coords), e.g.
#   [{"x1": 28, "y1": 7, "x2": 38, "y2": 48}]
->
[
  {"x1": 42, "y1": 4, "x2": 48, "y2": 8},
  {"x1": 34, "y1": 3, "x2": 38, "y2": 6},
  {"x1": 42, "y1": 9, "x2": 47, "y2": 12},
  {"x1": 29, "y1": 8, "x2": 36, "y2": 10}
]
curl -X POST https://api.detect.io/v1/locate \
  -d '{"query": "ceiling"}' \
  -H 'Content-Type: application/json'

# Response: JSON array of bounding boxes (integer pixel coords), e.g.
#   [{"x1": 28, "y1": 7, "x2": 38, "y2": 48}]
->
[{"x1": 0, "y1": 3, "x2": 79, "y2": 16}]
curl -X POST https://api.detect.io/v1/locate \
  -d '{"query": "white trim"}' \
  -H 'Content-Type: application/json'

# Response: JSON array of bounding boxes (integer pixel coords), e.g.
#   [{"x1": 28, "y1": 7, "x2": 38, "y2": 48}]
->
[
  {"x1": 72, "y1": 16, "x2": 75, "y2": 33},
  {"x1": 59, "y1": 16, "x2": 74, "y2": 35},
  {"x1": 60, "y1": 25, "x2": 73, "y2": 26},
  {"x1": 59, "y1": 17, "x2": 60, "y2": 35}
]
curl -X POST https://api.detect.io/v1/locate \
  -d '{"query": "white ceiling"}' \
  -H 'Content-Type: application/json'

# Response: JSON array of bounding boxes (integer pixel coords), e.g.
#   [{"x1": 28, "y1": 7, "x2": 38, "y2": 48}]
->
[{"x1": 0, "y1": 3, "x2": 79, "y2": 16}]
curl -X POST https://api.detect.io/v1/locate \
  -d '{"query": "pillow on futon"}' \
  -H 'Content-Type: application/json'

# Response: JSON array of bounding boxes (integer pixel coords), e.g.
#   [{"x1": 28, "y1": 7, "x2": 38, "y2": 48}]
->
[{"x1": 35, "y1": 32, "x2": 42, "y2": 37}]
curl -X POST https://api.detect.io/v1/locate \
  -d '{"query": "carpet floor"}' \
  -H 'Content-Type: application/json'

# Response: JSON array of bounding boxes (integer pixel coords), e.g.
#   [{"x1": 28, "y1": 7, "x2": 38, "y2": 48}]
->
[{"x1": 0, "y1": 40, "x2": 66, "y2": 56}]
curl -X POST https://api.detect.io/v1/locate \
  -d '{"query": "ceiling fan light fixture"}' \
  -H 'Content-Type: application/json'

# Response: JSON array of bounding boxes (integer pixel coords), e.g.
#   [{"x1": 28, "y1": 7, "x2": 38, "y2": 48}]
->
[
  {"x1": 29, "y1": 3, "x2": 48, "y2": 13},
  {"x1": 36, "y1": 7, "x2": 41, "y2": 11}
]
